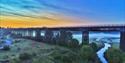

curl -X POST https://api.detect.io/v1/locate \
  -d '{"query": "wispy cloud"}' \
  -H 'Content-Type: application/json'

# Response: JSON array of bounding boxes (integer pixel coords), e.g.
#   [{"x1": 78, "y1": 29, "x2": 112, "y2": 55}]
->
[{"x1": 0, "y1": 0, "x2": 124, "y2": 28}]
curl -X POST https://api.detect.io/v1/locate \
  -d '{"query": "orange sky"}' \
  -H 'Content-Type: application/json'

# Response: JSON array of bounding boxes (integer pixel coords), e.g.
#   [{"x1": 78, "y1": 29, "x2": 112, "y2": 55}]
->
[{"x1": 0, "y1": 15, "x2": 92, "y2": 28}]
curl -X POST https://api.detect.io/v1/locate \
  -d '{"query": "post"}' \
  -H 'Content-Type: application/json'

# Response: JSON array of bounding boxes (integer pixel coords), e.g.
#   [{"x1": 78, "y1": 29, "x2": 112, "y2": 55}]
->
[
  {"x1": 82, "y1": 31, "x2": 89, "y2": 44},
  {"x1": 120, "y1": 31, "x2": 125, "y2": 51}
]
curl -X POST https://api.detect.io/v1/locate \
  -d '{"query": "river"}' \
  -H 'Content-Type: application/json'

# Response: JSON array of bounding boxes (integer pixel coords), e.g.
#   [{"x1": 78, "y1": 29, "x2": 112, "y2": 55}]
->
[{"x1": 97, "y1": 43, "x2": 111, "y2": 63}]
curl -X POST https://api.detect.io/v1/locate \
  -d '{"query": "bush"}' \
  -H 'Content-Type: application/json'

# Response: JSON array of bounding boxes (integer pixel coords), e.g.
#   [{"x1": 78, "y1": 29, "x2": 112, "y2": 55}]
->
[
  {"x1": 2, "y1": 45, "x2": 10, "y2": 51},
  {"x1": 68, "y1": 39, "x2": 79, "y2": 48},
  {"x1": 10, "y1": 58, "x2": 21, "y2": 63},
  {"x1": 80, "y1": 45, "x2": 95, "y2": 60},
  {"x1": 82, "y1": 41, "x2": 89, "y2": 45},
  {"x1": 90, "y1": 43, "x2": 98, "y2": 51},
  {"x1": 14, "y1": 39, "x2": 21, "y2": 43},
  {"x1": 80, "y1": 45, "x2": 97, "y2": 62},
  {"x1": 123, "y1": 53, "x2": 125, "y2": 62},
  {"x1": 105, "y1": 48, "x2": 123, "y2": 63},
  {"x1": 19, "y1": 52, "x2": 32, "y2": 60},
  {"x1": 32, "y1": 56, "x2": 54, "y2": 63},
  {"x1": 50, "y1": 48, "x2": 79, "y2": 63}
]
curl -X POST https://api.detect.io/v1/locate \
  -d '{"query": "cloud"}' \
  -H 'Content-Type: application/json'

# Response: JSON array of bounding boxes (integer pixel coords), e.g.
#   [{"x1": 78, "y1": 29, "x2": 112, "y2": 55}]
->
[
  {"x1": 0, "y1": 0, "x2": 124, "y2": 28},
  {"x1": 0, "y1": 0, "x2": 44, "y2": 17}
]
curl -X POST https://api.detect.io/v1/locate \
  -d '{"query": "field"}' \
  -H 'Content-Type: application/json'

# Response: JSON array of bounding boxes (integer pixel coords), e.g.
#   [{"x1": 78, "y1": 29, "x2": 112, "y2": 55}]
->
[
  {"x1": 0, "y1": 39, "x2": 59, "y2": 63},
  {"x1": 0, "y1": 38, "x2": 125, "y2": 63}
]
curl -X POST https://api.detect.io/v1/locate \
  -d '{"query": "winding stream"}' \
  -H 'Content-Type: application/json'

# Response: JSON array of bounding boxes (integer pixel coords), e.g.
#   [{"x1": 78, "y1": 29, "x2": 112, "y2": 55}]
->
[{"x1": 97, "y1": 43, "x2": 111, "y2": 63}]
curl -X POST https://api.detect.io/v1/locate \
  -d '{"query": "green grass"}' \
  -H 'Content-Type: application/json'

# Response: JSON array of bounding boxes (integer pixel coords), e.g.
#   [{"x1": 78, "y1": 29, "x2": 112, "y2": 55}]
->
[
  {"x1": 0, "y1": 39, "x2": 55, "y2": 62},
  {"x1": 0, "y1": 39, "x2": 125, "y2": 63},
  {"x1": 0, "y1": 39, "x2": 78, "y2": 63}
]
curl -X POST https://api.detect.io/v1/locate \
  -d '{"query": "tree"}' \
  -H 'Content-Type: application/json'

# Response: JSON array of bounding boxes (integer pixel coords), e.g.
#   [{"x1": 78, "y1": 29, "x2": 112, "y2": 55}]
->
[
  {"x1": 68, "y1": 39, "x2": 79, "y2": 48},
  {"x1": 44, "y1": 29, "x2": 54, "y2": 44},
  {"x1": 56, "y1": 30, "x2": 73, "y2": 46}
]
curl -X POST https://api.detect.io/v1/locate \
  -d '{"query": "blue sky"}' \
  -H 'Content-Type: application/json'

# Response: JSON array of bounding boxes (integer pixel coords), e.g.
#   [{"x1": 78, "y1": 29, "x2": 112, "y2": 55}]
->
[
  {"x1": 40, "y1": 0, "x2": 125, "y2": 22},
  {"x1": 0, "y1": 0, "x2": 125, "y2": 27}
]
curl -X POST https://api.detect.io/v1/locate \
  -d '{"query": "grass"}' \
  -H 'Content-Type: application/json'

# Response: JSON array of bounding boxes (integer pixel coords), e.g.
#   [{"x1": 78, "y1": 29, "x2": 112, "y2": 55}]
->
[
  {"x1": 0, "y1": 39, "x2": 76, "y2": 63},
  {"x1": 0, "y1": 39, "x2": 125, "y2": 63},
  {"x1": 0, "y1": 39, "x2": 55, "y2": 62}
]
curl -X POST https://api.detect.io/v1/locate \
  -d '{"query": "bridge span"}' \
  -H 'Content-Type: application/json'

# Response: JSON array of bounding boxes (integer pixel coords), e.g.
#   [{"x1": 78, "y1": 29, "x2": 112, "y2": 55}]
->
[{"x1": 2, "y1": 25, "x2": 125, "y2": 51}]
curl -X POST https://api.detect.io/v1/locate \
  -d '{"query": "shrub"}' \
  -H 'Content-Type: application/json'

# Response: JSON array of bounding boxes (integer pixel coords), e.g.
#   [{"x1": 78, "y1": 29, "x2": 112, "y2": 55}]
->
[
  {"x1": 10, "y1": 58, "x2": 21, "y2": 63},
  {"x1": 19, "y1": 52, "x2": 32, "y2": 60},
  {"x1": 80, "y1": 45, "x2": 96, "y2": 62},
  {"x1": 44, "y1": 29, "x2": 54, "y2": 44},
  {"x1": 82, "y1": 41, "x2": 89, "y2": 45},
  {"x1": 123, "y1": 53, "x2": 125, "y2": 62},
  {"x1": 2, "y1": 45, "x2": 10, "y2": 51},
  {"x1": 32, "y1": 56, "x2": 53, "y2": 63},
  {"x1": 56, "y1": 30, "x2": 73, "y2": 46},
  {"x1": 14, "y1": 39, "x2": 21, "y2": 43},
  {"x1": 90, "y1": 42, "x2": 98, "y2": 51},
  {"x1": 105, "y1": 48, "x2": 123, "y2": 63},
  {"x1": 50, "y1": 48, "x2": 79, "y2": 63},
  {"x1": 68, "y1": 39, "x2": 79, "y2": 48}
]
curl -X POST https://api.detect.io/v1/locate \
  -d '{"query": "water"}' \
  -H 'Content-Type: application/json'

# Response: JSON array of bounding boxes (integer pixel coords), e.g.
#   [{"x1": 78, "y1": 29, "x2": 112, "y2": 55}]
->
[
  {"x1": 73, "y1": 34, "x2": 82, "y2": 44},
  {"x1": 97, "y1": 43, "x2": 111, "y2": 63},
  {"x1": 73, "y1": 32, "x2": 120, "y2": 44}
]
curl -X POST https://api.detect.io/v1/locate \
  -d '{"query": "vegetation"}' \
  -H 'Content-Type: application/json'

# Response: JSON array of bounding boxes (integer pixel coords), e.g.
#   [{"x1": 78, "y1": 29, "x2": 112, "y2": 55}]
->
[
  {"x1": 56, "y1": 30, "x2": 73, "y2": 46},
  {"x1": 44, "y1": 29, "x2": 54, "y2": 44},
  {"x1": 43, "y1": 30, "x2": 80, "y2": 49},
  {"x1": 50, "y1": 48, "x2": 79, "y2": 63},
  {"x1": 19, "y1": 52, "x2": 32, "y2": 60},
  {"x1": 105, "y1": 48, "x2": 124, "y2": 63},
  {"x1": 10, "y1": 58, "x2": 21, "y2": 63},
  {"x1": 89, "y1": 42, "x2": 99, "y2": 51},
  {"x1": 68, "y1": 39, "x2": 79, "y2": 48},
  {"x1": 80, "y1": 44, "x2": 100, "y2": 63},
  {"x1": 2, "y1": 45, "x2": 10, "y2": 51},
  {"x1": 123, "y1": 53, "x2": 125, "y2": 63},
  {"x1": 32, "y1": 56, "x2": 53, "y2": 63},
  {"x1": 1, "y1": 30, "x2": 125, "y2": 63},
  {"x1": 80, "y1": 45, "x2": 94, "y2": 60}
]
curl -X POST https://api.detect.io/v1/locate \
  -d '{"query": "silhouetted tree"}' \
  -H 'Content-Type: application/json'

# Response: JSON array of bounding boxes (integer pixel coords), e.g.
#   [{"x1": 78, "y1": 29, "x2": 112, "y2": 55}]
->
[
  {"x1": 43, "y1": 29, "x2": 80, "y2": 47},
  {"x1": 55, "y1": 30, "x2": 80, "y2": 47},
  {"x1": 44, "y1": 29, "x2": 54, "y2": 44},
  {"x1": 68, "y1": 38, "x2": 79, "y2": 48},
  {"x1": 56, "y1": 30, "x2": 72, "y2": 46}
]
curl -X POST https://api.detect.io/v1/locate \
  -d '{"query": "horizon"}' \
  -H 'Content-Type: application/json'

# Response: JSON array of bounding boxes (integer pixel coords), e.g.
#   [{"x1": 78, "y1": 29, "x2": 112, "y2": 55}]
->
[{"x1": 0, "y1": 24, "x2": 125, "y2": 29}]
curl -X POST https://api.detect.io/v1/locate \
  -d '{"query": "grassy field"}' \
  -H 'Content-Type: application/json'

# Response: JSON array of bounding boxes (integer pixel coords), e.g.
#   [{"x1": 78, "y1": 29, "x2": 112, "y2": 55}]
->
[
  {"x1": 0, "y1": 39, "x2": 74, "y2": 63},
  {"x1": 0, "y1": 39, "x2": 51, "y2": 62},
  {"x1": 0, "y1": 39, "x2": 125, "y2": 63}
]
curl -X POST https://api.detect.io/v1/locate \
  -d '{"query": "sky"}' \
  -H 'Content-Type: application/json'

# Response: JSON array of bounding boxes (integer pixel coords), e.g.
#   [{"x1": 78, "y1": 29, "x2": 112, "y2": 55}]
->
[{"x1": 0, "y1": 0, "x2": 125, "y2": 28}]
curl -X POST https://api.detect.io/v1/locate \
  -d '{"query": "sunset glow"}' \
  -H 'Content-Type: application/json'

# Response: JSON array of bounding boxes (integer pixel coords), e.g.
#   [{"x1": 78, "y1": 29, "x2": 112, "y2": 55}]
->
[{"x1": 0, "y1": 0, "x2": 125, "y2": 28}]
